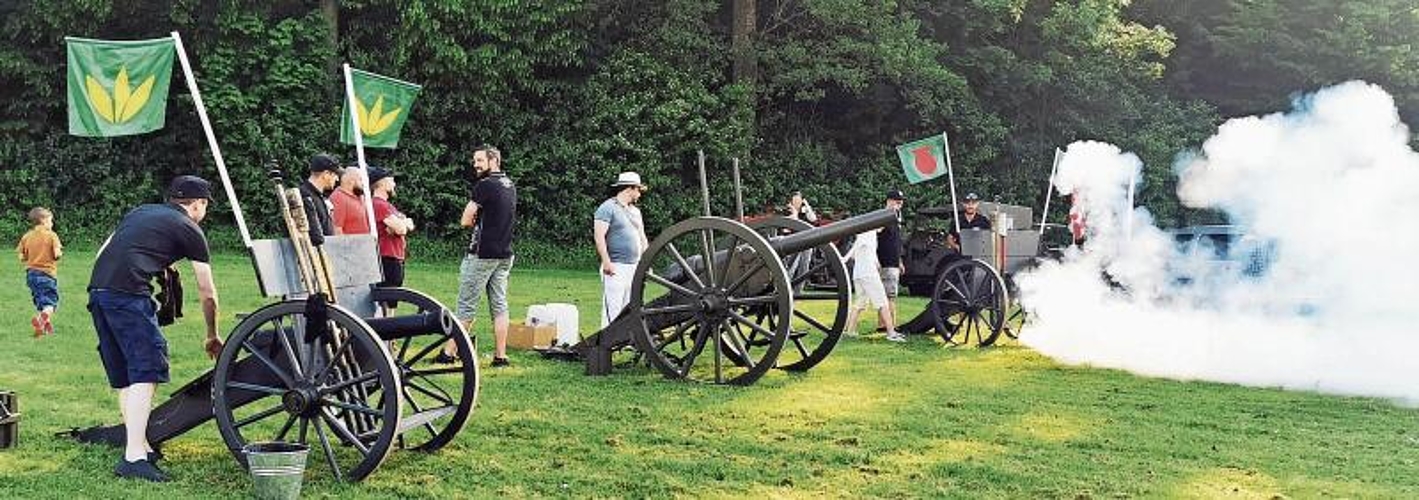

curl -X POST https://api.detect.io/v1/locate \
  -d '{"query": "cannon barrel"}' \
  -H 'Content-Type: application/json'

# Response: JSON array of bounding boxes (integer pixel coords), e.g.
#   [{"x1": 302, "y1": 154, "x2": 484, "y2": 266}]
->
[{"x1": 769, "y1": 208, "x2": 899, "y2": 255}]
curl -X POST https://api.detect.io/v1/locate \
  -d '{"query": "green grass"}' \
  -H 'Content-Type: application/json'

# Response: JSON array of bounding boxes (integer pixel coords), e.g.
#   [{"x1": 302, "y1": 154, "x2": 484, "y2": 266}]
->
[{"x1": 2, "y1": 250, "x2": 1417, "y2": 498}]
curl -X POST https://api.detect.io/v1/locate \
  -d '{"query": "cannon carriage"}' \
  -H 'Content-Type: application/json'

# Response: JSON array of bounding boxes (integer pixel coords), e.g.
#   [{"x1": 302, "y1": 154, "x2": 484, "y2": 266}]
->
[
  {"x1": 558, "y1": 154, "x2": 895, "y2": 386},
  {"x1": 70, "y1": 170, "x2": 479, "y2": 482}
]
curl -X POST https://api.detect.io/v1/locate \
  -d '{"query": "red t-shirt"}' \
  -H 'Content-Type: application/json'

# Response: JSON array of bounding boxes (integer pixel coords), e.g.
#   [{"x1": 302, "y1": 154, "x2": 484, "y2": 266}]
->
[
  {"x1": 372, "y1": 197, "x2": 407, "y2": 260},
  {"x1": 330, "y1": 189, "x2": 371, "y2": 235}
]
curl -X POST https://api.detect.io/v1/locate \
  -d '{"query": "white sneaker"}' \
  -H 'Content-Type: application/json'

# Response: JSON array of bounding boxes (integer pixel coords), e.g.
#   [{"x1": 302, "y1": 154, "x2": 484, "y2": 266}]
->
[{"x1": 885, "y1": 333, "x2": 907, "y2": 343}]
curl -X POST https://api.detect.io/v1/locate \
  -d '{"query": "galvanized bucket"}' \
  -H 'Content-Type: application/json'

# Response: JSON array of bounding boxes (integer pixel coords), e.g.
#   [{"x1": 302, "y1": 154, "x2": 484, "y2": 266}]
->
[{"x1": 243, "y1": 441, "x2": 308, "y2": 499}]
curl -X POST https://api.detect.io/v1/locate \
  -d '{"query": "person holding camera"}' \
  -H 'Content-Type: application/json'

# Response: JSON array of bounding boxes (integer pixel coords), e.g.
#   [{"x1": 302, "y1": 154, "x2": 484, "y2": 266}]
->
[{"x1": 785, "y1": 190, "x2": 818, "y2": 224}]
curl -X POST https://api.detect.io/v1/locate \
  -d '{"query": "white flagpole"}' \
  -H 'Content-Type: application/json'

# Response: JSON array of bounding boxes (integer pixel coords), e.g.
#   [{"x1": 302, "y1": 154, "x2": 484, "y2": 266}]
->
[
  {"x1": 1125, "y1": 169, "x2": 1138, "y2": 241},
  {"x1": 942, "y1": 131, "x2": 961, "y2": 234},
  {"x1": 343, "y1": 64, "x2": 378, "y2": 236},
  {"x1": 171, "y1": 31, "x2": 251, "y2": 248},
  {"x1": 1039, "y1": 148, "x2": 1063, "y2": 237}
]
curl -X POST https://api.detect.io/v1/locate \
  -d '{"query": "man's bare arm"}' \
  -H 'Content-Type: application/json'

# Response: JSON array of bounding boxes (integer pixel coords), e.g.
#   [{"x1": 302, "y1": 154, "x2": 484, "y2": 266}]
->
[
  {"x1": 192, "y1": 261, "x2": 223, "y2": 359},
  {"x1": 460, "y1": 201, "x2": 479, "y2": 228}
]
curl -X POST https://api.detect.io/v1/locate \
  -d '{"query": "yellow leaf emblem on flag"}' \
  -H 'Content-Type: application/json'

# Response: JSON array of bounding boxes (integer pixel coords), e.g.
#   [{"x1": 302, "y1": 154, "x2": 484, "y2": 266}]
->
[
  {"x1": 354, "y1": 95, "x2": 403, "y2": 136},
  {"x1": 83, "y1": 66, "x2": 156, "y2": 124}
]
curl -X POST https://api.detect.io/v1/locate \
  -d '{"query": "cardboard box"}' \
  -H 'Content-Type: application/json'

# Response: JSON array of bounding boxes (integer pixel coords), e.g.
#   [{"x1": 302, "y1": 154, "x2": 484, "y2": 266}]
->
[{"x1": 508, "y1": 323, "x2": 557, "y2": 350}]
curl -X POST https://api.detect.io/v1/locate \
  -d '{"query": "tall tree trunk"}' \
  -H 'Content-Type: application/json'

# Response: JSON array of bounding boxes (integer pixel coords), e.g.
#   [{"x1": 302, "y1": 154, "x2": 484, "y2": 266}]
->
[
  {"x1": 322, "y1": 0, "x2": 339, "y2": 76},
  {"x1": 731, "y1": 0, "x2": 757, "y2": 85}
]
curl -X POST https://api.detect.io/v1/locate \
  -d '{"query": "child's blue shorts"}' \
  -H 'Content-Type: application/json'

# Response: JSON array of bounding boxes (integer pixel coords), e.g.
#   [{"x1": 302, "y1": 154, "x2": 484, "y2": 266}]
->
[{"x1": 26, "y1": 269, "x2": 59, "y2": 311}]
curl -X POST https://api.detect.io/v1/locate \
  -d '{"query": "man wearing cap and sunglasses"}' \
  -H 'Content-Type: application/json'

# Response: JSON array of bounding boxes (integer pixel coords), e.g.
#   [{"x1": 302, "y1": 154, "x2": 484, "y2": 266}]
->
[
  {"x1": 948, "y1": 192, "x2": 992, "y2": 251},
  {"x1": 87, "y1": 175, "x2": 223, "y2": 482},
  {"x1": 593, "y1": 172, "x2": 649, "y2": 327}
]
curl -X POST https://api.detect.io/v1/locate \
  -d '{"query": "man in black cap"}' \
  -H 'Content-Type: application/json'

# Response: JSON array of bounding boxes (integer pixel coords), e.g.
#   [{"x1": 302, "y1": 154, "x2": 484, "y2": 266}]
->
[
  {"x1": 88, "y1": 175, "x2": 223, "y2": 482},
  {"x1": 878, "y1": 189, "x2": 906, "y2": 331},
  {"x1": 299, "y1": 153, "x2": 342, "y2": 245},
  {"x1": 368, "y1": 165, "x2": 415, "y2": 312},
  {"x1": 949, "y1": 192, "x2": 992, "y2": 251}
]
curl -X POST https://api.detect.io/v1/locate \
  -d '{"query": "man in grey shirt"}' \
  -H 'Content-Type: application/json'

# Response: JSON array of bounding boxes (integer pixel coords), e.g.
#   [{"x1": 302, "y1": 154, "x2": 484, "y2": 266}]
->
[{"x1": 593, "y1": 172, "x2": 649, "y2": 327}]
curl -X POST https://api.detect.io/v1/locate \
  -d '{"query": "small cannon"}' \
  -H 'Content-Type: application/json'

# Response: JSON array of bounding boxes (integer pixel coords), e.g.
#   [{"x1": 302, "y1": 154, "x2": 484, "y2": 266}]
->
[
  {"x1": 574, "y1": 205, "x2": 898, "y2": 386},
  {"x1": 69, "y1": 168, "x2": 479, "y2": 482}
]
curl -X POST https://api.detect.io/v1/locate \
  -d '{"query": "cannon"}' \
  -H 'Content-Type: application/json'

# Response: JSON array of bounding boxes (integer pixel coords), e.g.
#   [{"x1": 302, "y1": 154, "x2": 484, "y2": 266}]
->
[
  {"x1": 898, "y1": 203, "x2": 1067, "y2": 346},
  {"x1": 573, "y1": 207, "x2": 898, "y2": 385},
  {"x1": 68, "y1": 168, "x2": 479, "y2": 482}
]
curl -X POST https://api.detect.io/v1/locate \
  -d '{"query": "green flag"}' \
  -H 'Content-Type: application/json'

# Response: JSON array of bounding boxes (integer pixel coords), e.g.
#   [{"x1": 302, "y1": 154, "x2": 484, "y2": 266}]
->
[
  {"x1": 66, "y1": 37, "x2": 176, "y2": 137},
  {"x1": 340, "y1": 69, "x2": 422, "y2": 149},
  {"x1": 895, "y1": 134, "x2": 951, "y2": 184}
]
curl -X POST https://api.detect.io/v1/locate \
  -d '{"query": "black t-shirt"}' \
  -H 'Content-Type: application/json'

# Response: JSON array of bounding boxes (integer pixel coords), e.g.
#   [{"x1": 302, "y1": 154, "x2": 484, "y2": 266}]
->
[
  {"x1": 298, "y1": 180, "x2": 335, "y2": 246},
  {"x1": 949, "y1": 211, "x2": 993, "y2": 240},
  {"x1": 468, "y1": 172, "x2": 517, "y2": 258},
  {"x1": 89, "y1": 203, "x2": 211, "y2": 295},
  {"x1": 876, "y1": 217, "x2": 903, "y2": 268}
]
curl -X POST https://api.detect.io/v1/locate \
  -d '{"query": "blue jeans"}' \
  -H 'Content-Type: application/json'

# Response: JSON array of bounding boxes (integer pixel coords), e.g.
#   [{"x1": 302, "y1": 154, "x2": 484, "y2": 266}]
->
[{"x1": 26, "y1": 269, "x2": 58, "y2": 311}]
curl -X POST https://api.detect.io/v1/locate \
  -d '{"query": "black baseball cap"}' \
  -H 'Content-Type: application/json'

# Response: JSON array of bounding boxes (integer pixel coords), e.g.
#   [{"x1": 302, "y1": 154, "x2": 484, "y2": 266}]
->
[
  {"x1": 963, "y1": 192, "x2": 981, "y2": 201},
  {"x1": 309, "y1": 153, "x2": 343, "y2": 175},
  {"x1": 886, "y1": 189, "x2": 906, "y2": 200},
  {"x1": 367, "y1": 165, "x2": 393, "y2": 185},
  {"x1": 167, "y1": 175, "x2": 213, "y2": 200}
]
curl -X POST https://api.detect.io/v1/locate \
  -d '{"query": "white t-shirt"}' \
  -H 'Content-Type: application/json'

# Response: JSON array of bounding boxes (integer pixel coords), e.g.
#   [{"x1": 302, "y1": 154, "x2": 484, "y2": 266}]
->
[{"x1": 847, "y1": 230, "x2": 881, "y2": 278}]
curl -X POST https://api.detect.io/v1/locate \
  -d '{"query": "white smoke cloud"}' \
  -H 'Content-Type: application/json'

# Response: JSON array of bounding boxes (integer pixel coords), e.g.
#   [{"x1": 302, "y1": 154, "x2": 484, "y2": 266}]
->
[{"x1": 1017, "y1": 81, "x2": 1419, "y2": 403}]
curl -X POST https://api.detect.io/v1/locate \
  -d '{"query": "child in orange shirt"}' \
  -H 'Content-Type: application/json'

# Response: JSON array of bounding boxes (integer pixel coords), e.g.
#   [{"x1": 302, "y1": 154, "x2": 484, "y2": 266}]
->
[{"x1": 17, "y1": 207, "x2": 62, "y2": 337}]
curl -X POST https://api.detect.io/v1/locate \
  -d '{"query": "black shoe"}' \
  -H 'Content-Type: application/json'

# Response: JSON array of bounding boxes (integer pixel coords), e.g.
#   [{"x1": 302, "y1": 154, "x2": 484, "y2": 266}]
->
[
  {"x1": 491, "y1": 357, "x2": 510, "y2": 368},
  {"x1": 115, "y1": 459, "x2": 170, "y2": 482},
  {"x1": 431, "y1": 353, "x2": 459, "y2": 365},
  {"x1": 148, "y1": 448, "x2": 164, "y2": 464}
]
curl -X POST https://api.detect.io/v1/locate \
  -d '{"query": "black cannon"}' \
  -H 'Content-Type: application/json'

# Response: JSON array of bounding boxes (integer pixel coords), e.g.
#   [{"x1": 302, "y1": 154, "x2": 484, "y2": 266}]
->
[
  {"x1": 69, "y1": 169, "x2": 479, "y2": 482},
  {"x1": 575, "y1": 208, "x2": 899, "y2": 385}
]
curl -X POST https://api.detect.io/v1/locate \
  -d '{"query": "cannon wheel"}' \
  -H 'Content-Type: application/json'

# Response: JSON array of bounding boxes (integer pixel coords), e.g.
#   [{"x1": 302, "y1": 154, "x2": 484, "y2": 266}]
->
[
  {"x1": 370, "y1": 287, "x2": 480, "y2": 452},
  {"x1": 212, "y1": 300, "x2": 401, "y2": 482},
  {"x1": 748, "y1": 217, "x2": 849, "y2": 372},
  {"x1": 631, "y1": 217, "x2": 794, "y2": 385},
  {"x1": 929, "y1": 258, "x2": 1008, "y2": 347},
  {"x1": 1002, "y1": 276, "x2": 1027, "y2": 340}
]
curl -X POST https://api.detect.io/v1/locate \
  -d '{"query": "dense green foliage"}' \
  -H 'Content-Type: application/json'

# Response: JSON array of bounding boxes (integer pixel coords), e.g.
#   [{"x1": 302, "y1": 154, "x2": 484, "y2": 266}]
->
[{"x1": 3, "y1": 1, "x2": 1417, "y2": 261}]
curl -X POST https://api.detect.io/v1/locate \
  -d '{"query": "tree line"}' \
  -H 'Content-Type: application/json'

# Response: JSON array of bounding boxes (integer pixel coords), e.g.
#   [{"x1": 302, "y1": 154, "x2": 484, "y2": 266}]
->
[{"x1": 3, "y1": 0, "x2": 1415, "y2": 264}]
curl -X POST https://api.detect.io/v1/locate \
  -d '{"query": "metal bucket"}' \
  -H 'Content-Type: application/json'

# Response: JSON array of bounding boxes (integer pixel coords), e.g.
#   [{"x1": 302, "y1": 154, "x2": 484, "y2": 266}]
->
[{"x1": 243, "y1": 441, "x2": 308, "y2": 499}]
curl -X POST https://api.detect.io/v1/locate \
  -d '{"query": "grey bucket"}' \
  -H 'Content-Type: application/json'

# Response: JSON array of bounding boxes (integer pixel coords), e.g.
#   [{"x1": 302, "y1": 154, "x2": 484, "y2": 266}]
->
[{"x1": 243, "y1": 441, "x2": 309, "y2": 499}]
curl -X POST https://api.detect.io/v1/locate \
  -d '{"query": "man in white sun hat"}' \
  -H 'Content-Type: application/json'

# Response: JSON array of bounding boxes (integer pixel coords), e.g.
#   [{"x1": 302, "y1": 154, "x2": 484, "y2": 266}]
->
[{"x1": 593, "y1": 171, "x2": 649, "y2": 327}]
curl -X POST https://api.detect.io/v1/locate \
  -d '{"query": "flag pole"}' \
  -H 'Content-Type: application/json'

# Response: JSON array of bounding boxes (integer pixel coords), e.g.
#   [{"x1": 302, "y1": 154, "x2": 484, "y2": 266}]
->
[
  {"x1": 171, "y1": 31, "x2": 251, "y2": 248},
  {"x1": 1039, "y1": 148, "x2": 1062, "y2": 237},
  {"x1": 343, "y1": 64, "x2": 378, "y2": 236},
  {"x1": 942, "y1": 131, "x2": 961, "y2": 234},
  {"x1": 1125, "y1": 168, "x2": 1137, "y2": 241}
]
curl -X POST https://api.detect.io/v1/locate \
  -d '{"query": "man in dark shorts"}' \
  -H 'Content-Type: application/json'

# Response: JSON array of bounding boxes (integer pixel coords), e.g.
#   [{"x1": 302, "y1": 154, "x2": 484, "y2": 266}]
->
[
  {"x1": 446, "y1": 145, "x2": 517, "y2": 367},
  {"x1": 88, "y1": 175, "x2": 223, "y2": 482}
]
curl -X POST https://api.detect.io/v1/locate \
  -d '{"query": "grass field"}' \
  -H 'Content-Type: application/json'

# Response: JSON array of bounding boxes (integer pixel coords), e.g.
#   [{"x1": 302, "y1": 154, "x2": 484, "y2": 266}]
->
[{"x1": 2, "y1": 250, "x2": 1417, "y2": 499}]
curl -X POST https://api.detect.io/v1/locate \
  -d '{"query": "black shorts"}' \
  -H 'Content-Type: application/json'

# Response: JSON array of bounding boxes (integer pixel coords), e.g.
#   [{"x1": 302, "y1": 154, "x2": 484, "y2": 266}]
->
[
  {"x1": 378, "y1": 257, "x2": 405, "y2": 308},
  {"x1": 88, "y1": 290, "x2": 168, "y2": 388}
]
